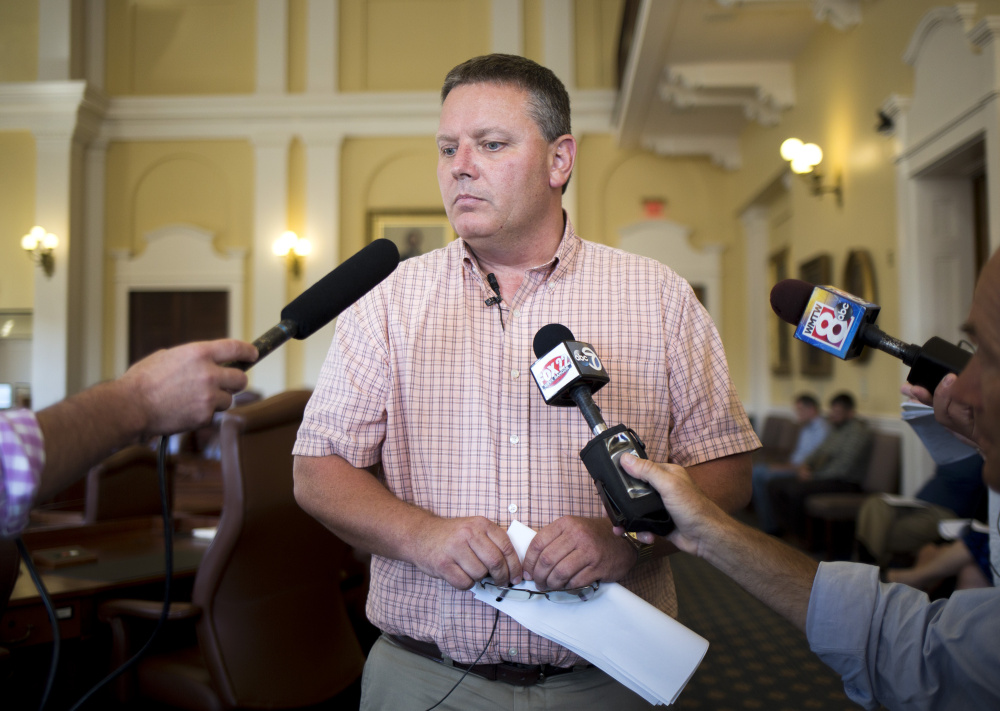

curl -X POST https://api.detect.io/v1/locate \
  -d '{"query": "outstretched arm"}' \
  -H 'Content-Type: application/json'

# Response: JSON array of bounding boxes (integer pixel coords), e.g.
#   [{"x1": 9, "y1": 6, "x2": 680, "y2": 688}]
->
[{"x1": 33, "y1": 339, "x2": 257, "y2": 502}]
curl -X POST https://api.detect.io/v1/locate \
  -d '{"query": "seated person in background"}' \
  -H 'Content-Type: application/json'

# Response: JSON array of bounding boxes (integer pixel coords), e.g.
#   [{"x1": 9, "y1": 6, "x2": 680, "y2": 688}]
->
[
  {"x1": 613, "y1": 245, "x2": 1000, "y2": 709},
  {"x1": 0, "y1": 339, "x2": 257, "y2": 539},
  {"x1": 884, "y1": 526, "x2": 994, "y2": 593},
  {"x1": 856, "y1": 454, "x2": 986, "y2": 567},
  {"x1": 767, "y1": 392, "x2": 873, "y2": 539},
  {"x1": 752, "y1": 393, "x2": 829, "y2": 534}
]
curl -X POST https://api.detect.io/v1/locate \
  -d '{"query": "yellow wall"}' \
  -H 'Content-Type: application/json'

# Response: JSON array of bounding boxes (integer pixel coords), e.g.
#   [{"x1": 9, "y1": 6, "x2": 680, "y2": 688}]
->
[
  {"x1": 0, "y1": 0, "x2": 38, "y2": 82},
  {"x1": 340, "y1": 136, "x2": 443, "y2": 259},
  {"x1": 105, "y1": 0, "x2": 256, "y2": 95},
  {"x1": 102, "y1": 140, "x2": 254, "y2": 376},
  {"x1": 0, "y1": 133, "x2": 36, "y2": 310},
  {"x1": 339, "y1": 0, "x2": 492, "y2": 92},
  {"x1": 574, "y1": 0, "x2": 623, "y2": 90}
]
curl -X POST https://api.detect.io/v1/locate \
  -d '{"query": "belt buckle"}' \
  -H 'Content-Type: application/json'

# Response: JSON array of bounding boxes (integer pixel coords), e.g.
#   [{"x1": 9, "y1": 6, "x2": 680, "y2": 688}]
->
[{"x1": 497, "y1": 663, "x2": 541, "y2": 686}]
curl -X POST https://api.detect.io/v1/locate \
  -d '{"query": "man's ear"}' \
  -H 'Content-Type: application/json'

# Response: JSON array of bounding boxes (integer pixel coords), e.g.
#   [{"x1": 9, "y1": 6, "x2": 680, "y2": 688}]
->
[{"x1": 549, "y1": 134, "x2": 577, "y2": 190}]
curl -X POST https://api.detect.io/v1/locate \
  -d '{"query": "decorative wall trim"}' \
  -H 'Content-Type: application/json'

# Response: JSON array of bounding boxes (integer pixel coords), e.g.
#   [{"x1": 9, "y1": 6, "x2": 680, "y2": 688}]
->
[
  {"x1": 112, "y1": 224, "x2": 246, "y2": 376},
  {"x1": 903, "y1": 4, "x2": 979, "y2": 66}
]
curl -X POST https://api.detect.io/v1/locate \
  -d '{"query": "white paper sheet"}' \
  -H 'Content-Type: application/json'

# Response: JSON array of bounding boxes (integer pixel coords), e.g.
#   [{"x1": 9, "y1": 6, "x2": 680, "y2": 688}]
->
[
  {"x1": 469, "y1": 520, "x2": 709, "y2": 705},
  {"x1": 901, "y1": 401, "x2": 978, "y2": 465}
]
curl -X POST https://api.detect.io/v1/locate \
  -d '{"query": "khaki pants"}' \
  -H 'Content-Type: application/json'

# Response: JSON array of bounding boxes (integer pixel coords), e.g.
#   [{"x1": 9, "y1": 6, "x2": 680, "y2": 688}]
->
[
  {"x1": 360, "y1": 634, "x2": 659, "y2": 711},
  {"x1": 855, "y1": 496, "x2": 954, "y2": 566}
]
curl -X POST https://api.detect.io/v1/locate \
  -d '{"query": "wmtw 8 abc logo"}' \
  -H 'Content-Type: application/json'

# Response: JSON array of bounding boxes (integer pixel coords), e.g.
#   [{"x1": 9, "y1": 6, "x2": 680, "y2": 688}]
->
[{"x1": 801, "y1": 300, "x2": 854, "y2": 347}]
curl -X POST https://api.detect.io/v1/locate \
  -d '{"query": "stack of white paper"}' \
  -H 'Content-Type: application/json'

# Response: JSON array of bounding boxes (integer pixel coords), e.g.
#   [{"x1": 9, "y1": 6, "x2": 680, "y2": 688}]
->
[{"x1": 470, "y1": 520, "x2": 709, "y2": 705}]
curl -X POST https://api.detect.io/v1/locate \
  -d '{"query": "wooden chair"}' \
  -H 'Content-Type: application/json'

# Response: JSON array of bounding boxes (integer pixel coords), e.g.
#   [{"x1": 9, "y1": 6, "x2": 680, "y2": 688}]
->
[
  {"x1": 804, "y1": 431, "x2": 902, "y2": 560},
  {"x1": 29, "y1": 444, "x2": 172, "y2": 526},
  {"x1": 99, "y1": 390, "x2": 365, "y2": 709}
]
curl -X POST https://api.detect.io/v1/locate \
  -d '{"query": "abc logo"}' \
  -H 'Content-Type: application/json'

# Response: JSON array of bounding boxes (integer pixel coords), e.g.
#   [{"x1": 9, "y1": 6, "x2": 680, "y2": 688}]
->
[{"x1": 806, "y1": 303, "x2": 852, "y2": 346}]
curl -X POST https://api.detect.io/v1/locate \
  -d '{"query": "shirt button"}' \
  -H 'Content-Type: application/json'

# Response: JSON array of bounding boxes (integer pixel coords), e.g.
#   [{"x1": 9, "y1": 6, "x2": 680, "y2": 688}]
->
[
  {"x1": 508, "y1": 648, "x2": 518, "y2": 657},
  {"x1": 509, "y1": 435, "x2": 520, "y2": 445},
  {"x1": 511, "y1": 369, "x2": 520, "y2": 379},
  {"x1": 512, "y1": 309, "x2": 521, "y2": 318},
  {"x1": 508, "y1": 503, "x2": 518, "y2": 515}
]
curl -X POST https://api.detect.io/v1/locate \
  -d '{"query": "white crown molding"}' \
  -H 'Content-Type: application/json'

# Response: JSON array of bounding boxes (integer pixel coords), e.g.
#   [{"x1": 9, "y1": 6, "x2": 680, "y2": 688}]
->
[
  {"x1": 0, "y1": 86, "x2": 614, "y2": 142},
  {"x1": 811, "y1": 0, "x2": 862, "y2": 31},
  {"x1": 660, "y1": 62, "x2": 794, "y2": 129},
  {"x1": 904, "y1": 4, "x2": 979, "y2": 66},
  {"x1": 0, "y1": 81, "x2": 108, "y2": 139},
  {"x1": 713, "y1": 0, "x2": 861, "y2": 31},
  {"x1": 967, "y1": 16, "x2": 1000, "y2": 49},
  {"x1": 640, "y1": 134, "x2": 743, "y2": 170}
]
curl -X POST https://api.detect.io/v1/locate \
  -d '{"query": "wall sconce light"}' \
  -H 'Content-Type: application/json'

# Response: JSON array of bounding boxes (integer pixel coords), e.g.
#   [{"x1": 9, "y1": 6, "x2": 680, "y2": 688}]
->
[
  {"x1": 780, "y1": 138, "x2": 843, "y2": 205},
  {"x1": 272, "y1": 230, "x2": 311, "y2": 277},
  {"x1": 20, "y1": 225, "x2": 58, "y2": 278}
]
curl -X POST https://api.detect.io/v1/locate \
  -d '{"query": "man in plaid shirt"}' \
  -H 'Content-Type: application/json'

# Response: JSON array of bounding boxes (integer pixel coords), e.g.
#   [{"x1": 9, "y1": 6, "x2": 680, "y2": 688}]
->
[{"x1": 294, "y1": 54, "x2": 759, "y2": 709}]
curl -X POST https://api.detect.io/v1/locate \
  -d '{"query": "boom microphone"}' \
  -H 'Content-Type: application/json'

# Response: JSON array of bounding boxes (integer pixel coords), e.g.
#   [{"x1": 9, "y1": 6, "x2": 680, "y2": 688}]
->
[
  {"x1": 530, "y1": 324, "x2": 673, "y2": 535},
  {"x1": 770, "y1": 279, "x2": 971, "y2": 392},
  {"x1": 228, "y1": 238, "x2": 400, "y2": 370}
]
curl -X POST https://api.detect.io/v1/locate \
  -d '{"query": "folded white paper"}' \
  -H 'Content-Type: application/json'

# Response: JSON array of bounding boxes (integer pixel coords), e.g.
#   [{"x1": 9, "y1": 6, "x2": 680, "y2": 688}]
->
[
  {"x1": 469, "y1": 520, "x2": 709, "y2": 705},
  {"x1": 901, "y1": 401, "x2": 978, "y2": 465}
]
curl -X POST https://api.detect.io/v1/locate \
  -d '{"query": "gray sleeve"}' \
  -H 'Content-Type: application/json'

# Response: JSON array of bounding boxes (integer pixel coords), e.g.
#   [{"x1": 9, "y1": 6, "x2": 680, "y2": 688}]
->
[{"x1": 806, "y1": 561, "x2": 1000, "y2": 711}]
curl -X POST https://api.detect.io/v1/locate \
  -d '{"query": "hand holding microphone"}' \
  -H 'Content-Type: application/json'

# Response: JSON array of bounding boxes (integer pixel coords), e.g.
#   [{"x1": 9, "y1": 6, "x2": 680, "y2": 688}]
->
[
  {"x1": 530, "y1": 324, "x2": 674, "y2": 535},
  {"x1": 769, "y1": 279, "x2": 971, "y2": 393}
]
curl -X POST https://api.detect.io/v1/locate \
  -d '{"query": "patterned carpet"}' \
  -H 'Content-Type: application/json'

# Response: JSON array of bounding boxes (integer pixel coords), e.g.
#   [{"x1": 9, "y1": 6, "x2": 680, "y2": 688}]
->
[{"x1": 670, "y1": 551, "x2": 867, "y2": 711}]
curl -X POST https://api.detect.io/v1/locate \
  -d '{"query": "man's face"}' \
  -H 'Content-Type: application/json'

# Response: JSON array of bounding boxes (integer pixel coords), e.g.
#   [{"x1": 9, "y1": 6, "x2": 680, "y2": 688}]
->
[
  {"x1": 436, "y1": 82, "x2": 557, "y2": 245},
  {"x1": 793, "y1": 401, "x2": 816, "y2": 424},
  {"x1": 953, "y1": 251, "x2": 1000, "y2": 491},
  {"x1": 828, "y1": 403, "x2": 851, "y2": 426}
]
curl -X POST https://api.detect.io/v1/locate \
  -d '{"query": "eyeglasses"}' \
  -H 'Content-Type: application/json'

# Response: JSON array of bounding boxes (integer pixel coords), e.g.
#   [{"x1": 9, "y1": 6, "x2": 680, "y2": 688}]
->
[{"x1": 478, "y1": 577, "x2": 600, "y2": 603}]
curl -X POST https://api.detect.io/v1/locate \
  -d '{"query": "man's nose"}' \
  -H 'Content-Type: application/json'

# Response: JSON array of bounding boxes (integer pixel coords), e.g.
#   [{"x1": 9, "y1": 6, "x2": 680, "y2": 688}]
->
[{"x1": 450, "y1": 143, "x2": 478, "y2": 180}]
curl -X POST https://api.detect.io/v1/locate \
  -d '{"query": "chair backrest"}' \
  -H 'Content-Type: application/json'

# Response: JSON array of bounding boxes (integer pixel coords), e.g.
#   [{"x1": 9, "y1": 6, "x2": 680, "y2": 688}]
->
[
  {"x1": 84, "y1": 444, "x2": 172, "y2": 524},
  {"x1": 862, "y1": 431, "x2": 901, "y2": 494},
  {"x1": 755, "y1": 415, "x2": 800, "y2": 463},
  {"x1": 194, "y1": 390, "x2": 364, "y2": 709}
]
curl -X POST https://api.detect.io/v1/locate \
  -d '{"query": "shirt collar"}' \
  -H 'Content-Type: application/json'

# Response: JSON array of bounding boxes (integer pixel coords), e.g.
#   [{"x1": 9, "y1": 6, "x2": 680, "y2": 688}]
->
[{"x1": 458, "y1": 211, "x2": 581, "y2": 285}]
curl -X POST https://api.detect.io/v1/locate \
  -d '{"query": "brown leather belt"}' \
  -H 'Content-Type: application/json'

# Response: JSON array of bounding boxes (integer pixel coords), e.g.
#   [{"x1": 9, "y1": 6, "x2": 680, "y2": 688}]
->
[{"x1": 385, "y1": 634, "x2": 588, "y2": 687}]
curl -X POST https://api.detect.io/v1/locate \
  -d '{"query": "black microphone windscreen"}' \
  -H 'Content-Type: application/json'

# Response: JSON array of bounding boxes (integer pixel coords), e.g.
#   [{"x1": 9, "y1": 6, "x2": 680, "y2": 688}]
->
[
  {"x1": 770, "y1": 279, "x2": 815, "y2": 326},
  {"x1": 281, "y1": 238, "x2": 400, "y2": 339},
  {"x1": 533, "y1": 323, "x2": 575, "y2": 358}
]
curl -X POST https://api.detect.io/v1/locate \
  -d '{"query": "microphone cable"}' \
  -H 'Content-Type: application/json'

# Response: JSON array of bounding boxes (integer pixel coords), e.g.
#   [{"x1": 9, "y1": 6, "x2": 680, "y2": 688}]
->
[
  {"x1": 13, "y1": 537, "x2": 60, "y2": 711},
  {"x1": 67, "y1": 436, "x2": 175, "y2": 711},
  {"x1": 422, "y1": 608, "x2": 500, "y2": 711}
]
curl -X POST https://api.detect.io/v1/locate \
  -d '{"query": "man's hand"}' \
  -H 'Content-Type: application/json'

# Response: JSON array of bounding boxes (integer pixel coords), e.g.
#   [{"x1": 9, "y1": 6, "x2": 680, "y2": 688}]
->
[
  {"x1": 615, "y1": 454, "x2": 729, "y2": 557},
  {"x1": 120, "y1": 339, "x2": 258, "y2": 437},
  {"x1": 411, "y1": 516, "x2": 522, "y2": 590},
  {"x1": 901, "y1": 373, "x2": 980, "y2": 449},
  {"x1": 521, "y1": 515, "x2": 634, "y2": 591}
]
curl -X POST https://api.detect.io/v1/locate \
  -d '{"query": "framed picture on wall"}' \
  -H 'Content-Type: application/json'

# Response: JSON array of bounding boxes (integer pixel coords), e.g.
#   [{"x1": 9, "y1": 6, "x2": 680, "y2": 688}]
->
[
  {"x1": 843, "y1": 249, "x2": 878, "y2": 363},
  {"x1": 368, "y1": 210, "x2": 456, "y2": 260},
  {"x1": 768, "y1": 248, "x2": 792, "y2": 376},
  {"x1": 798, "y1": 253, "x2": 833, "y2": 377}
]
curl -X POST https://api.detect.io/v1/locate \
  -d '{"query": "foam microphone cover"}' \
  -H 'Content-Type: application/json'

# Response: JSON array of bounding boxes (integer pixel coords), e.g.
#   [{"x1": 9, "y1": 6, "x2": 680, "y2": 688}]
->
[
  {"x1": 769, "y1": 279, "x2": 815, "y2": 325},
  {"x1": 533, "y1": 323, "x2": 575, "y2": 358},
  {"x1": 281, "y1": 238, "x2": 400, "y2": 339}
]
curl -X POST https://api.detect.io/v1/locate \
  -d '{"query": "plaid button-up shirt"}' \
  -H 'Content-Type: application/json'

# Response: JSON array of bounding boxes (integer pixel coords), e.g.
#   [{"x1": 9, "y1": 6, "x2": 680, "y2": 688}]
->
[
  {"x1": 295, "y1": 218, "x2": 759, "y2": 666},
  {"x1": 1, "y1": 409, "x2": 45, "y2": 538}
]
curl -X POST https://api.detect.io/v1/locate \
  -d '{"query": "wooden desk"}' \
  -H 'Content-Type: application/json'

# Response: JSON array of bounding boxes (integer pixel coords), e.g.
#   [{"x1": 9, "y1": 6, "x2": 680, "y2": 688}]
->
[{"x1": 2, "y1": 517, "x2": 212, "y2": 648}]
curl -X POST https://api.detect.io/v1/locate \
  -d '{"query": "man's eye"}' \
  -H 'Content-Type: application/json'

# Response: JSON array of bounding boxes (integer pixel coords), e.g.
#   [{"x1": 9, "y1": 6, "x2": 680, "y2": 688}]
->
[
  {"x1": 440, "y1": 146, "x2": 456, "y2": 157},
  {"x1": 485, "y1": 141, "x2": 502, "y2": 151}
]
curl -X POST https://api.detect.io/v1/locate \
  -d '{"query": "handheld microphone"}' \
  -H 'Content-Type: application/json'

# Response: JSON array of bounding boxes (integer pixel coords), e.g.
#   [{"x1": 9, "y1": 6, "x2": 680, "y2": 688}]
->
[
  {"x1": 530, "y1": 324, "x2": 674, "y2": 535},
  {"x1": 227, "y1": 238, "x2": 400, "y2": 370},
  {"x1": 770, "y1": 279, "x2": 971, "y2": 392}
]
